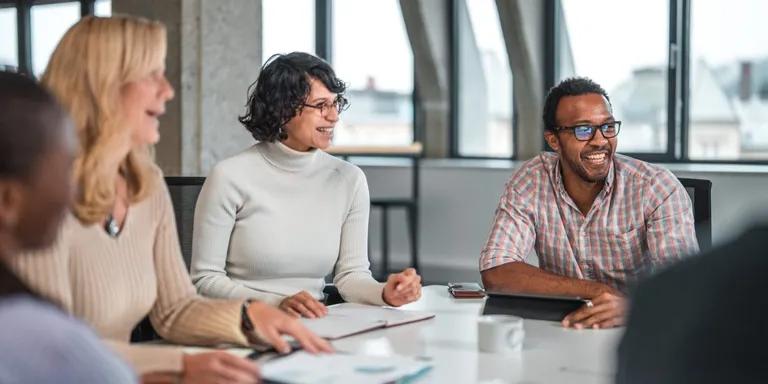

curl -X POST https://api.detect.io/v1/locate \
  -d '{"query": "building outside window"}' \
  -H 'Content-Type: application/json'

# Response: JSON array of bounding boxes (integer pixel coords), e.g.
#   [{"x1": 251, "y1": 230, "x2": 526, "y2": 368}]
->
[
  {"x1": 455, "y1": 0, "x2": 514, "y2": 158},
  {"x1": 689, "y1": 0, "x2": 768, "y2": 160},
  {"x1": 332, "y1": 0, "x2": 414, "y2": 146},
  {"x1": 558, "y1": 0, "x2": 669, "y2": 154}
]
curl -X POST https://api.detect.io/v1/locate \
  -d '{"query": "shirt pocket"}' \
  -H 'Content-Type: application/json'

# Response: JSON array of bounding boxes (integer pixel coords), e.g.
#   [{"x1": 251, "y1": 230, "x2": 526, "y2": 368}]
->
[{"x1": 593, "y1": 227, "x2": 645, "y2": 276}]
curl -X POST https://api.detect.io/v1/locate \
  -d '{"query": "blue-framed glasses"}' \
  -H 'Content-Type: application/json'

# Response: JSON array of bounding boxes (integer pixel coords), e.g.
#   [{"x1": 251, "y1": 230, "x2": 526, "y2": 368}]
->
[{"x1": 553, "y1": 121, "x2": 622, "y2": 141}]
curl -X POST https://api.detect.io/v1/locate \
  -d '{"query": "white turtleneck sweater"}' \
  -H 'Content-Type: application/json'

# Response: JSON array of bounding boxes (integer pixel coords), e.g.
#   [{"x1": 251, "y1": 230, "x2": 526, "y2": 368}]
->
[{"x1": 190, "y1": 141, "x2": 386, "y2": 306}]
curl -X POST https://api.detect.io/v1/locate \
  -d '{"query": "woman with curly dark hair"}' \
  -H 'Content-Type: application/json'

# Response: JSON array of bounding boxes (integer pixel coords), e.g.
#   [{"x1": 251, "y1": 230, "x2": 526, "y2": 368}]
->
[{"x1": 191, "y1": 52, "x2": 422, "y2": 317}]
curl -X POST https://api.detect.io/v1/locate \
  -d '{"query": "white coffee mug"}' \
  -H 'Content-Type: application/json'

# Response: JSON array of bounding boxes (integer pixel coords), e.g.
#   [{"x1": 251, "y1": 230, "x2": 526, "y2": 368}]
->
[{"x1": 477, "y1": 315, "x2": 524, "y2": 354}]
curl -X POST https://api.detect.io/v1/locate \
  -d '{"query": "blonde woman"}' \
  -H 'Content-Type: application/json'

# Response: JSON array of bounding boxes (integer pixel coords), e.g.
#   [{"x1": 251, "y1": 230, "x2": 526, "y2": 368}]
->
[{"x1": 7, "y1": 15, "x2": 330, "y2": 383}]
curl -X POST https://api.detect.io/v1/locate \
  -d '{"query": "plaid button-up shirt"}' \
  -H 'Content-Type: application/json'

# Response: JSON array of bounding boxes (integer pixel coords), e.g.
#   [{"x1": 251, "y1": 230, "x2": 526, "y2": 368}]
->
[{"x1": 480, "y1": 152, "x2": 699, "y2": 292}]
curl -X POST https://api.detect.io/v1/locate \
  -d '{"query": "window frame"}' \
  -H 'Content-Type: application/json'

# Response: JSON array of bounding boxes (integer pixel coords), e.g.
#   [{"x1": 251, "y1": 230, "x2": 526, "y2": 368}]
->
[
  {"x1": 3, "y1": 0, "x2": 97, "y2": 75},
  {"x1": 548, "y1": 0, "x2": 768, "y2": 165},
  {"x1": 449, "y1": 0, "x2": 517, "y2": 160}
]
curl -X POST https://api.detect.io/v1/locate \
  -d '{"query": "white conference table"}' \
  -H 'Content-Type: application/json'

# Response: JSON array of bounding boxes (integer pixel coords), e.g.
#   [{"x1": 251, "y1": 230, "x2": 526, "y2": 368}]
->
[{"x1": 192, "y1": 285, "x2": 624, "y2": 383}]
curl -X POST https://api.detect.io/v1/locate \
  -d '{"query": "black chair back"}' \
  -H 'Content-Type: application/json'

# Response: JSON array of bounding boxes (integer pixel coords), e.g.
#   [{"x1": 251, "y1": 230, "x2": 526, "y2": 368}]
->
[
  {"x1": 131, "y1": 176, "x2": 205, "y2": 342},
  {"x1": 677, "y1": 177, "x2": 712, "y2": 251},
  {"x1": 165, "y1": 176, "x2": 206, "y2": 271}
]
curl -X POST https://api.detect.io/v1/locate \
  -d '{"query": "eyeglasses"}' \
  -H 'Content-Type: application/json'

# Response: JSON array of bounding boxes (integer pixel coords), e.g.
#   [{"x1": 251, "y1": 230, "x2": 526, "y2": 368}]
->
[
  {"x1": 302, "y1": 95, "x2": 349, "y2": 117},
  {"x1": 553, "y1": 121, "x2": 622, "y2": 141}
]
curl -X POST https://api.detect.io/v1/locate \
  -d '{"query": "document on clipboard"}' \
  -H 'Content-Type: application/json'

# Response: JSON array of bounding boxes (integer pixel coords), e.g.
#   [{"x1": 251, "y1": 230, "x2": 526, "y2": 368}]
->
[{"x1": 300, "y1": 303, "x2": 435, "y2": 339}]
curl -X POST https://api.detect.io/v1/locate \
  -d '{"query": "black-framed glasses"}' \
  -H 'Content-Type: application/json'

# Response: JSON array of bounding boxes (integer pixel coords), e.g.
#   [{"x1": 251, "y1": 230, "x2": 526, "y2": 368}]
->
[
  {"x1": 302, "y1": 95, "x2": 349, "y2": 117},
  {"x1": 553, "y1": 121, "x2": 622, "y2": 141}
]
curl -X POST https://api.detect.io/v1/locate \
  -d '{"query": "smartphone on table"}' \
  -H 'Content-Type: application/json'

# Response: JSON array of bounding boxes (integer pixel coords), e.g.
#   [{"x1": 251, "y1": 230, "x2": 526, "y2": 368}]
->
[{"x1": 448, "y1": 282, "x2": 486, "y2": 298}]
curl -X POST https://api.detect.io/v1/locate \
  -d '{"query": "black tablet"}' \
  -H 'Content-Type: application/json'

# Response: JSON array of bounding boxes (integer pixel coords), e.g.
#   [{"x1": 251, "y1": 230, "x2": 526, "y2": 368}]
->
[{"x1": 482, "y1": 291, "x2": 590, "y2": 321}]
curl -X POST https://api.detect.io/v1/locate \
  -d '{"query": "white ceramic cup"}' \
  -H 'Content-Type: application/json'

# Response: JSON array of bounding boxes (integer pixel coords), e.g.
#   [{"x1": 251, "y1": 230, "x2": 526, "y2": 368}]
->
[{"x1": 477, "y1": 315, "x2": 524, "y2": 354}]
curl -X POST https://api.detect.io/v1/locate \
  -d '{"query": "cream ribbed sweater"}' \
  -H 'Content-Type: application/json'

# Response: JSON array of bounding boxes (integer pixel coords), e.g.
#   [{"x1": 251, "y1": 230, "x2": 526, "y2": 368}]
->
[
  {"x1": 190, "y1": 141, "x2": 386, "y2": 306},
  {"x1": 5, "y1": 169, "x2": 249, "y2": 375}
]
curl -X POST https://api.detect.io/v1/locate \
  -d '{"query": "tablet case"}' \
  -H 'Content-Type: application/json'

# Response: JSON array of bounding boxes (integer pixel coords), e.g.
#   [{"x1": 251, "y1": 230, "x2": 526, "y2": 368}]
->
[{"x1": 482, "y1": 291, "x2": 589, "y2": 321}]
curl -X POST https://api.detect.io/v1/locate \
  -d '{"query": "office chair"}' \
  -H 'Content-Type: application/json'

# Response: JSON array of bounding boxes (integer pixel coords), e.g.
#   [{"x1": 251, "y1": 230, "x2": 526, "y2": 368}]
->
[
  {"x1": 677, "y1": 177, "x2": 712, "y2": 251},
  {"x1": 165, "y1": 176, "x2": 206, "y2": 270},
  {"x1": 326, "y1": 144, "x2": 423, "y2": 280},
  {"x1": 130, "y1": 176, "x2": 205, "y2": 342}
]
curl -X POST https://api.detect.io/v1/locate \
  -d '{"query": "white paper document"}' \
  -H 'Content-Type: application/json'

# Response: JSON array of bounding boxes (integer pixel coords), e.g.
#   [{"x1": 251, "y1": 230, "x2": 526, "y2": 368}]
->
[
  {"x1": 300, "y1": 303, "x2": 435, "y2": 339},
  {"x1": 262, "y1": 351, "x2": 432, "y2": 384}
]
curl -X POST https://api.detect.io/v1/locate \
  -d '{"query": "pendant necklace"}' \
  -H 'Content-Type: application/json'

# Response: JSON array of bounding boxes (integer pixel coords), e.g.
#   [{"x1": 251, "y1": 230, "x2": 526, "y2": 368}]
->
[
  {"x1": 104, "y1": 213, "x2": 121, "y2": 237},
  {"x1": 105, "y1": 180, "x2": 127, "y2": 238}
]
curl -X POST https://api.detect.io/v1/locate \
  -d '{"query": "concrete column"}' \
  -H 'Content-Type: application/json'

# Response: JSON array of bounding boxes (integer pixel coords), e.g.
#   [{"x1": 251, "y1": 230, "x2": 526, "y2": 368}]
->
[
  {"x1": 496, "y1": 0, "x2": 546, "y2": 160},
  {"x1": 400, "y1": 0, "x2": 451, "y2": 158},
  {"x1": 114, "y1": 0, "x2": 261, "y2": 175}
]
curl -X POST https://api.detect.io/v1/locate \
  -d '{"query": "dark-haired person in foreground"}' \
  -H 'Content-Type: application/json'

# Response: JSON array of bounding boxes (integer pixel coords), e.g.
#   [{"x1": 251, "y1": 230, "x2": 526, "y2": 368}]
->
[
  {"x1": 0, "y1": 72, "x2": 135, "y2": 383},
  {"x1": 191, "y1": 52, "x2": 421, "y2": 317},
  {"x1": 480, "y1": 77, "x2": 698, "y2": 329},
  {"x1": 617, "y1": 222, "x2": 768, "y2": 383}
]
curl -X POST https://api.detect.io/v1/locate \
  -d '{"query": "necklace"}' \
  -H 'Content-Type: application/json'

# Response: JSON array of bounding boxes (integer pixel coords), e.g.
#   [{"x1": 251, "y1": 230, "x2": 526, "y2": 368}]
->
[
  {"x1": 106, "y1": 174, "x2": 128, "y2": 238},
  {"x1": 104, "y1": 213, "x2": 121, "y2": 237}
]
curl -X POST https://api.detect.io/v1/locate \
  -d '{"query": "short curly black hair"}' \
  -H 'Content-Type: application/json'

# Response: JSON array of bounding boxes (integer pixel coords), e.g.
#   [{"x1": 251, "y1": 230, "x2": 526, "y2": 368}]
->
[
  {"x1": 542, "y1": 77, "x2": 611, "y2": 131},
  {"x1": 0, "y1": 71, "x2": 67, "y2": 180},
  {"x1": 239, "y1": 52, "x2": 346, "y2": 142}
]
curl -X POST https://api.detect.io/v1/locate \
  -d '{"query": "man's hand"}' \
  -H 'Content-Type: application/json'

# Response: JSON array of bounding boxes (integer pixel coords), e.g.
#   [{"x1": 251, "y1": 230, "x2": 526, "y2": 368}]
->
[
  {"x1": 561, "y1": 291, "x2": 627, "y2": 329},
  {"x1": 279, "y1": 291, "x2": 328, "y2": 318},
  {"x1": 246, "y1": 301, "x2": 333, "y2": 354},
  {"x1": 382, "y1": 268, "x2": 422, "y2": 306}
]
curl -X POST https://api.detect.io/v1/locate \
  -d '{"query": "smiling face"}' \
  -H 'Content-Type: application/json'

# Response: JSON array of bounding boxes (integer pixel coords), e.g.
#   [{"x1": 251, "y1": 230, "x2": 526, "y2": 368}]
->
[
  {"x1": 120, "y1": 66, "x2": 174, "y2": 148},
  {"x1": 544, "y1": 93, "x2": 617, "y2": 183},
  {"x1": 281, "y1": 78, "x2": 339, "y2": 152}
]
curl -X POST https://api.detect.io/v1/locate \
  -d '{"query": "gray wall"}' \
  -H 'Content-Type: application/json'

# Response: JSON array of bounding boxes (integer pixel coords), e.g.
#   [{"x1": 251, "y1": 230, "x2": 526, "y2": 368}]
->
[
  {"x1": 360, "y1": 160, "x2": 768, "y2": 282},
  {"x1": 114, "y1": 0, "x2": 261, "y2": 176}
]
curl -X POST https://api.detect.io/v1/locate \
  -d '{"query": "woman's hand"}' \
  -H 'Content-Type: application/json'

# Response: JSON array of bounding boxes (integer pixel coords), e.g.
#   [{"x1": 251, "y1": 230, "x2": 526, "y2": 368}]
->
[
  {"x1": 382, "y1": 268, "x2": 422, "y2": 306},
  {"x1": 181, "y1": 351, "x2": 259, "y2": 384},
  {"x1": 278, "y1": 291, "x2": 328, "y2": 319},
  {"x1": 246, "y1": 301, "x2": 332, "y2": 354}
]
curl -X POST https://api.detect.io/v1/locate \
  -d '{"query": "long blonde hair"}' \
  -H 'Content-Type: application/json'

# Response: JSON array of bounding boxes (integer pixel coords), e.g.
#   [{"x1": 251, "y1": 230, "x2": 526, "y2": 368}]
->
[{"x1": 42, "y1": 15, "x2": 166, "y2": 224}]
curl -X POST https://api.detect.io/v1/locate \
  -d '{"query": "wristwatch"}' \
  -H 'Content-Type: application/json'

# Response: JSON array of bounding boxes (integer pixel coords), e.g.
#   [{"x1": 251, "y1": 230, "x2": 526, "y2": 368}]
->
[{"x1": 241, "y1": 300, "x2": 254, "y2": 332}]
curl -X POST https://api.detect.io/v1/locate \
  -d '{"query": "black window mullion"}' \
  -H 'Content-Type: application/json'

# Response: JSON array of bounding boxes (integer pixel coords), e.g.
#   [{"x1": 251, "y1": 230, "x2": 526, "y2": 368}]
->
[
  {"x1": 679, "y1": 0, "x2": 691, "y2": 161},
  {"x1": 449, "y1": 0, "x2": 459, "y2": 157},
  {"x1": 315, "y1": 0, "x2": 332, "y2": 62},
  {"x1": 666, "y1": 0, "x2": 679, "y2": 160},
  {"x1": 16, "y1": 0, "x2": 31, "y2": 75},
  {"x1": 542, "y1": 0, "x2": 558, "y2": 152},
  {"x1": 80, "y1": 0, "x2": 93, "y2": 16}
]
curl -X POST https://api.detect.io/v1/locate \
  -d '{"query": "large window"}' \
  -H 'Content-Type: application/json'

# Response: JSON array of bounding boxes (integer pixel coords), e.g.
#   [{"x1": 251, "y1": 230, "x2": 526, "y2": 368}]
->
[
  {"x1": 31, "y1": 2, "x2": 80, "y2": 76},
  {"x1": 332, "y1": 0, "x2": 414, "y2": 146},
  {"x1": 0, "y1": 6, "x2": 17, "y2": 70},
  {"x1": 454, "y1": 0, "x2": 514, "y2": 158},
  {"x1": 2, "y1": 1, "x2": 111, "y2": 76},
  {"x1": 261, "y1": 0, "x2": 314, "y2": 64},
  {"x1": 689, "y1": 0, "x2": 768, "y2": 160},
  {"x1": 554, "y1": 0, "x2": 768, "y2": 163},
  {"x1": 557, "y1": 0, "x2": 669, "y2": 154}
]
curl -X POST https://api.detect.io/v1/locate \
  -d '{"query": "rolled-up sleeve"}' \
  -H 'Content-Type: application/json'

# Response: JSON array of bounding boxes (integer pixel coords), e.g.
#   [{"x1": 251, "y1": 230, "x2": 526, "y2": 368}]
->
[{"x1": 480, "y1": 182, "x2": 536, "y2": 271}]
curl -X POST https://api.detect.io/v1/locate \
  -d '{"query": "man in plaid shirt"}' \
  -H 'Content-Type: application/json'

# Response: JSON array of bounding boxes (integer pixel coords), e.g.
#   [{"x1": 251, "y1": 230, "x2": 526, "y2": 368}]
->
[{"x1": 480, "y1": 77, "x2": 699, "y2": 329}]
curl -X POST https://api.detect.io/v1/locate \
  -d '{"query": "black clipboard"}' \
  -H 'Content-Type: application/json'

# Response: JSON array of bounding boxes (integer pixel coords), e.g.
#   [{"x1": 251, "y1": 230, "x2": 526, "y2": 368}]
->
[{"x1": 482, "y1": 291, "x2": 590, "y2": 321}]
